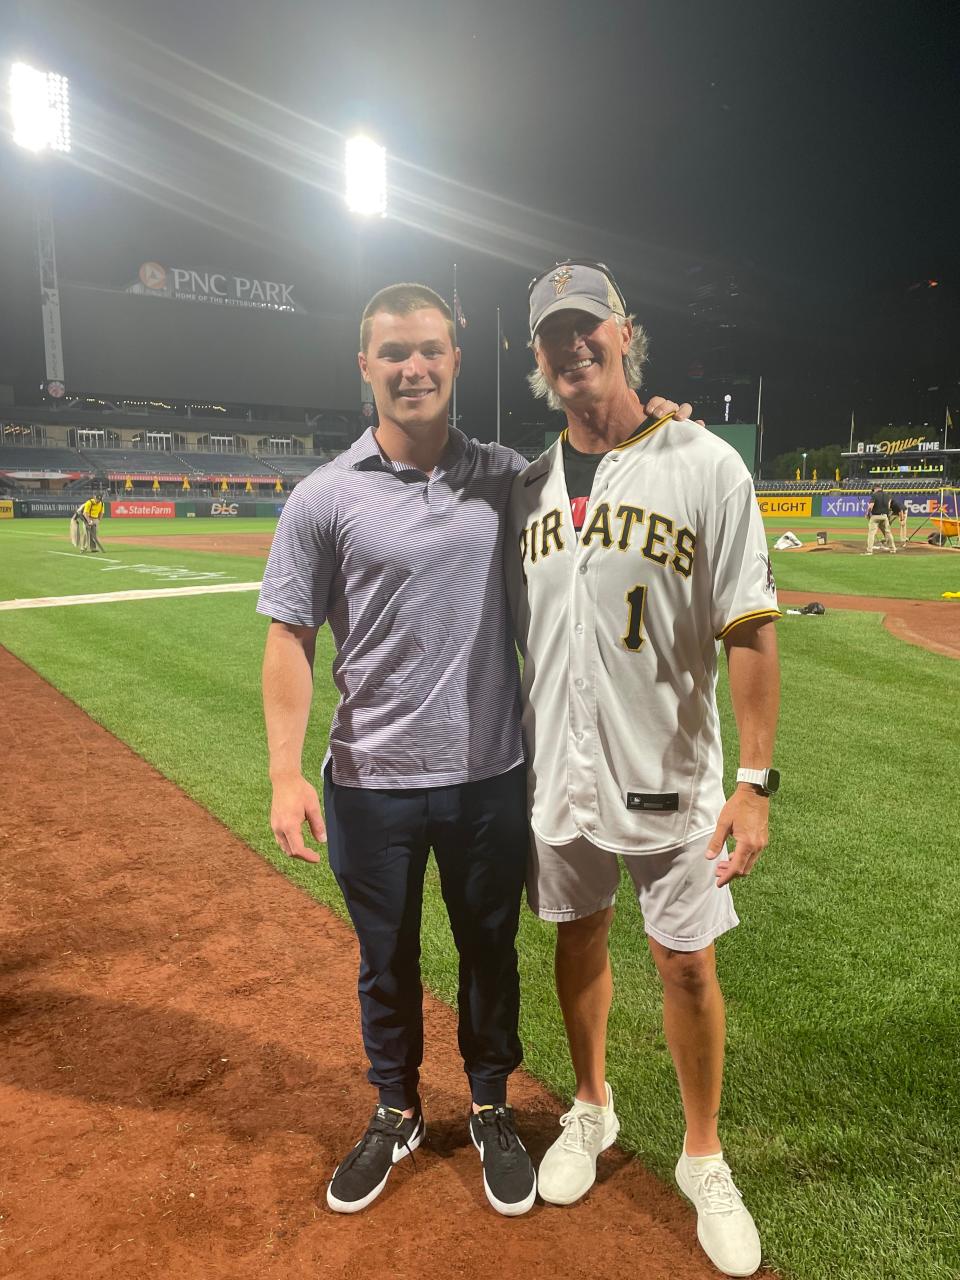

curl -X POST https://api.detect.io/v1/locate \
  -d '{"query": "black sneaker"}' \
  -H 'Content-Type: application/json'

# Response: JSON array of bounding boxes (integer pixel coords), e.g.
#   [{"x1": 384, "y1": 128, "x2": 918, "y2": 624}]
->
[
  {"x1": 326, "y1": 1103, "x2": 425, "y2": 1214},
  {"x1": 469, "y1": 1104, "x2": 537, "y2": 1216}
]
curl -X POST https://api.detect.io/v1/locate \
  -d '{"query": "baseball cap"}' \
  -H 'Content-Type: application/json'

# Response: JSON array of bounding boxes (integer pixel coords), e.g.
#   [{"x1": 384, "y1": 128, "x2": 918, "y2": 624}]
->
[{"x1": 528, "y1": 260, "x2": 627, "y2": 339}]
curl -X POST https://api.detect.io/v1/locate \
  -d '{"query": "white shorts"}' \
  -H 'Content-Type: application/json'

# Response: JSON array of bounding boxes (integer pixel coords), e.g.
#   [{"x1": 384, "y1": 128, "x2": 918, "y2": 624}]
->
[{"x1": 527, "y1": 831, "x2": 739, "y2": 952}]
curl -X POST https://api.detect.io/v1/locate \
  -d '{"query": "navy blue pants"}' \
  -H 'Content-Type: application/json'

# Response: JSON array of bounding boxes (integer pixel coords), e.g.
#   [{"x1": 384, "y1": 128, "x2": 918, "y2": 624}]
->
[{"x1": 324, "y1": 763, "x2": 527, "y2": 1110}]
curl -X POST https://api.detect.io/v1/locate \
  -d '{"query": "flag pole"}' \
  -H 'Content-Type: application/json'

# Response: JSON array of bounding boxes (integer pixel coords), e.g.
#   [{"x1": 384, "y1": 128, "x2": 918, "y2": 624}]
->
[
  {"x1": 944, "y1": 404, "x2": 950, "y2": 450},
  {"x1": 452, "y1": 262, "x2": 458, "y2": 435},
  {"x1": 496, "y1": 306, "x2": 502, "y2": 445},
  {"x1": 755, "y1": 375, "x2": 763, "y2": 432},
  {"x1": 848, "y1": 409, "x2": 855, "y2": 454},
  {"x1": 756, "y1": 413, "x2": 764, "y2": 480}
]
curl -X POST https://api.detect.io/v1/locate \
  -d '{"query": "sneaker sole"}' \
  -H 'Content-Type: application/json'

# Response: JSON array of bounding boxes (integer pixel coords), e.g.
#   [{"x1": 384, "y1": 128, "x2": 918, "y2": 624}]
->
[
  {"x1": 675, "y1": 1159, "x2": 760, "y2": 1278},
  {"x1": 469, "y1": 1127, "x2": 537, "y2": 1217},
  {"x1": 538, "y1": 1118, "x2": 621, "y2": 1206},
  {"x1": 326, "y1": 1120, "x2": 425, "y2": 1214}
]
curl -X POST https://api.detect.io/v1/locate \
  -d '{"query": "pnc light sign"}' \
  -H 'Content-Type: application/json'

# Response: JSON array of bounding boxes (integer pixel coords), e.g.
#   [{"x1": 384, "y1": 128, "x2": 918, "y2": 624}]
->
[{"x1": 126, "y1": 262, "x2": 301, "y2": 312}]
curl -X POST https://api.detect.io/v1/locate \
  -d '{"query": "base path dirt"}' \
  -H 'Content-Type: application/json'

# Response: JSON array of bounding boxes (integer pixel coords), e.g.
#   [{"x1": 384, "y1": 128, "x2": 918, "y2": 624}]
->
[
  {"x1": 109, "y1": 533, "x2": 274, "y2": 557},
  {"x1": 0, "y1": 647, "x2": 738, "y2": 1280},
  {"x1": 778, "y1": 590, "x2": 960, "y2": 660}
]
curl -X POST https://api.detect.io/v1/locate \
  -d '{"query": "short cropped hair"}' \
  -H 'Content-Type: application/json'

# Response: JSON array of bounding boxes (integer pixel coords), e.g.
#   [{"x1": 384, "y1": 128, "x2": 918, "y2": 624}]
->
[
  {"x1": 527, "y1": 314, "x2": 650, "y2": 411},
  {"x1": 360, "y1": 283, "x2": 456, "y2": 352}
]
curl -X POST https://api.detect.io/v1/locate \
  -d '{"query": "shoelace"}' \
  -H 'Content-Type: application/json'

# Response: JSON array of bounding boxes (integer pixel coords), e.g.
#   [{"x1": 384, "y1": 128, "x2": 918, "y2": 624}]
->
[
  {"x1": 351, "y1": 1110, "x2": 418, "y2": 1170},
  {"x1": 693, "y1": 1162, "x2": 742, "y2": 1215},
  {"x1": 479, "y1": 1105, "x2": 519, "y2": 1154},
  {"x1": 558, "y1": 1108, "x2": 605, "y2": 1154}
]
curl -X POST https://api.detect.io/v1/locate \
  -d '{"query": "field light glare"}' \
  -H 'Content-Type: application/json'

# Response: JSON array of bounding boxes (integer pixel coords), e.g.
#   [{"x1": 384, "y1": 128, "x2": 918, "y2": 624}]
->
[
  {"x1": 10, "y1": 62, "x2": 71, "y2": 153},
  {"x1": 345, "y1": 136, "x2": 386, "y2": 216}
]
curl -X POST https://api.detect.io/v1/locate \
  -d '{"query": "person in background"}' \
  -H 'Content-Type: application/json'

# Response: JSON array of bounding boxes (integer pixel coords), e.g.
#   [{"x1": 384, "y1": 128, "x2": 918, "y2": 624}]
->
[
  {"x1": 864, "y1": 486, "x2": 897, "y2": 555},
  {"x1": 74, "y1": 492, "x2": 105, "y2": 552},
  {"x1": 889, "y1": 494, "x2": 907, "y2": 546}
]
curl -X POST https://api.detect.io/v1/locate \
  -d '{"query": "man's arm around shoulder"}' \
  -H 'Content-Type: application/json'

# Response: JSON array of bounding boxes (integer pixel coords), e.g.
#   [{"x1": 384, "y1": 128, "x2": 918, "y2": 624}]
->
[
  {"x1": 262, "y1": 620, "x2": 326, "y2": 861},
  {"x1": 707, "y1": 619, "x2": 780, "y2": 887}
]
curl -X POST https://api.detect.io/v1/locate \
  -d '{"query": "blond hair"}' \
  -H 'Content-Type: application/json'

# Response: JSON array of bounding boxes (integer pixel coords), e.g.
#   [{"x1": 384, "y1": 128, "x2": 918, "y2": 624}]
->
[
  {"x1": 527, "y1": 314, "x2": 650, "y2": 411},
  {"x1": 360, "y1": 283, "x2": 455, "y2": 352}
]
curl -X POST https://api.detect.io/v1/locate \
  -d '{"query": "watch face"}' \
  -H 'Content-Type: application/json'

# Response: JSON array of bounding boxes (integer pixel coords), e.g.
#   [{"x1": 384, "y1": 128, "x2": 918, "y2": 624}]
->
[{"x1": 765, "y1": 768, "x2": 781, "y2": 794}]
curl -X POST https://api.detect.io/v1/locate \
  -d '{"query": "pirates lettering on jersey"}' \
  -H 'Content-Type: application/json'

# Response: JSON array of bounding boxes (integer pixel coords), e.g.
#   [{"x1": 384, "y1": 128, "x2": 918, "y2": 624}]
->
[
  {"x1": 581, "y1": 502, "x2": 614, "y2": 548},
  {"x1": 518, "y1": 508, "x2": 566, "y2": 582},
  {"x1": 519, "y1": 502, "x2": 698, "y2": 581}
]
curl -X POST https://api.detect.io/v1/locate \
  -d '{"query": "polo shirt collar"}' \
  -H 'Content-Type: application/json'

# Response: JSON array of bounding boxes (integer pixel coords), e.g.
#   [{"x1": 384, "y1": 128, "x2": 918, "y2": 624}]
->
[{"x1": 350, "y1": 426, "x2": 467, "y2": 476}]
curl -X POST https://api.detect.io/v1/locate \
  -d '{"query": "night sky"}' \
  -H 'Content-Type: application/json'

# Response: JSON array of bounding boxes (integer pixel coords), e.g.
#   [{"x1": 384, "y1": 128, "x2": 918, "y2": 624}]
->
[{"x1": 2, "y1": 0, "x2": 958, "y2": 455}]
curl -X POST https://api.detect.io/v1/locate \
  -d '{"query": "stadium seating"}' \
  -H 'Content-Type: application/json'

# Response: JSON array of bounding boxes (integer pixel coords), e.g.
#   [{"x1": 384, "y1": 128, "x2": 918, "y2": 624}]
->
[
  {"x1": 79, "y1": 448, "x2": 197, "y2": 475},
  {"x1": 0, "y1": 445, "x2": 89, "y2": 472},
  {"x1": 175, "y1": 452, "x2": 280, "y2": 477},
  {"x1": 262, "y1": 454, "x2": 328, "y2": 479}
]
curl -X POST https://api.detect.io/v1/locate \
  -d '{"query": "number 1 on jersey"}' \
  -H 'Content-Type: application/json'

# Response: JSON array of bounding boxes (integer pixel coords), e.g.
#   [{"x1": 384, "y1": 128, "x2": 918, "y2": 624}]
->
[{"x1": 623, "y1": 584, "x2": 647, "y2": 651}]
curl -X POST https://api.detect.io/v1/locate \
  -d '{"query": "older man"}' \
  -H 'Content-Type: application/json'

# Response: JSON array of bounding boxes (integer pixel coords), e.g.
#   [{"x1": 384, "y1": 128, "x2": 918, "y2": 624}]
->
[
  {"x1": 506, "y1": 261, "x2": 781, "y2": 1277},
  {"x1": 259, "y1": 280, "x2": 690, "y2": 1218}
]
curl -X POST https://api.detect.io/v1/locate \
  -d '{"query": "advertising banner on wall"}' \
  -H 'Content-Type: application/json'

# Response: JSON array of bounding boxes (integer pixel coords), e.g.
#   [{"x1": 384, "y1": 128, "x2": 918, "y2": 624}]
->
[
  {"x1": 757, "y1": 496, "x2": 812, "y2": 517},
  {"x1": 0, "y1": 499, "x2": 14, "y2": 519},
  {"x1": 124, "y1": 261, "x2": 304, "y2": 313},
  {"x1": 192, "y1": 500, "x2": 259, "y2": 517},
  {"x1": 110, "y1": 500, "x2": 176, "y2": 518},
  {"x1": 14, "y1": 499, "x2": 79, "y2": 518},
  {"x1": 818, "y1": 493, "x2": 956, "y2": 518}
]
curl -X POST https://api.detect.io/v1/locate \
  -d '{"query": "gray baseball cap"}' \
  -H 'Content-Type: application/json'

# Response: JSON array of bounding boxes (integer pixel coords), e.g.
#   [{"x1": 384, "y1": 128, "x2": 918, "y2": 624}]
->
[{"x1": 528, "y1": 261, "x2": 626, "y2": 338}]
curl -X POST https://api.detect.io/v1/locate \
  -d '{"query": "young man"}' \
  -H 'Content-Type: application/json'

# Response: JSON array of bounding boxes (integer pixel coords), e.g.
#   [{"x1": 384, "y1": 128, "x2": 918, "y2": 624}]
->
[
  {"x1": 258, "y1": 279, "x2": 692, "y2": 1217},
  {"x1": 506, "y1": 262, "x2": 781, "y2": 1277}
]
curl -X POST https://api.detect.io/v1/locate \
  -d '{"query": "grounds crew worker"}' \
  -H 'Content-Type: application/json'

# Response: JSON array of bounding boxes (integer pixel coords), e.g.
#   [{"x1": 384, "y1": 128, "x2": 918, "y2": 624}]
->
[
  {"x1": 864, "y1": 485, "x2": 897, "y2": 555},
  {"x1": 73, "y1": 492, "x2": 105, "y2": 552}
]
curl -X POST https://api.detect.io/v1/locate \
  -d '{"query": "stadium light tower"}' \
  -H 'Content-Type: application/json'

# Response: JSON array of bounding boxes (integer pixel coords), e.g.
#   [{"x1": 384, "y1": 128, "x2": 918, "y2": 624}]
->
[
  {"x1": 345, "y1": 135, "x2": 387, "y2": 216},
  {"x1": 10, "y1": 61, "x2": 71, "y2": 154},
  {"x1": 9, "y1": 61, "x2": 71, "y2": 399}
]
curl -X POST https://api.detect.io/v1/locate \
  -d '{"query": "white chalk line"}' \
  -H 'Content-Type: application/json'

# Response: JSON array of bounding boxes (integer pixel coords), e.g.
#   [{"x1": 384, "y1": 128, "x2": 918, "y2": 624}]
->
[{"x1": 0, "y1": 582, "x2": 264, "y2": 611}]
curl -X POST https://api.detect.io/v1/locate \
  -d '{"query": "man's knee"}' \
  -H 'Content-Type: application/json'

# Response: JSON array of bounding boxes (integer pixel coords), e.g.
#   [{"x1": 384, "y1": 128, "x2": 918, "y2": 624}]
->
[
  {"x1": 556, "y1": 907, "x2": 614, "y2": 959},
  {"x1": 649, "y1": 939, "x2": 718, "y2": 998}
]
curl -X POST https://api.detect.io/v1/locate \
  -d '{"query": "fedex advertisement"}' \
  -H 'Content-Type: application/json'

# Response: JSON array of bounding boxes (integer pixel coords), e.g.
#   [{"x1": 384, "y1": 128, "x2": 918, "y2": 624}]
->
[
  {"x1": 819, "y1": 493, "x2": 958, "y2": 518},
  {"x1": 110, "y1": 501, "x2": 176, "y2": 518}
]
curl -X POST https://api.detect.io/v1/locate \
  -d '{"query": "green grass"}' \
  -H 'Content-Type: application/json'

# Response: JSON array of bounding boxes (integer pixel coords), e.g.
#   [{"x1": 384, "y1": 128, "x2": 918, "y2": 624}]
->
[
  {"x1": 1, "y1": 519, "x2": 958, "y2": 1280},
  {"x1": 0, "y1": 519, "x2": 268, "y2": 601},
  {"x1": 764, "y1": 518, "x2": 960, "y2": 600}
]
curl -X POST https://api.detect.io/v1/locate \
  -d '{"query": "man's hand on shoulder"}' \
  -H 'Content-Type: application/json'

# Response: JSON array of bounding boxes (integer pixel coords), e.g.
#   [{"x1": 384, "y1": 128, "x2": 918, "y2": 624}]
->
[
  {"x1": 645, "y1": 395, "x2": 704, "y2": 427},
  {"x1": 705, "y1": 785, "x2": 769, "y2": 887},
  {"x1": 270, "y1": 771, "x2": 326, "y2": 862}
]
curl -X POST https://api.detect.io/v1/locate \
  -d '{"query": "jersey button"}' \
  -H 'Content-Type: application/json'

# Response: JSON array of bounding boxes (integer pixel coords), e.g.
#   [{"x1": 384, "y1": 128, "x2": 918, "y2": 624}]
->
[
  {"x1": 578, "y1": 564, "x2": 588, "y2": 575},
  {"x1": 575, "y1": 731, "x2": 584, "y2": 742},
  {"x1": 574, "y1": 623, "x2": 584, "y2": 635},
  {"x1": 575, "y1": 677, "x2": 584, "y2": 689}
]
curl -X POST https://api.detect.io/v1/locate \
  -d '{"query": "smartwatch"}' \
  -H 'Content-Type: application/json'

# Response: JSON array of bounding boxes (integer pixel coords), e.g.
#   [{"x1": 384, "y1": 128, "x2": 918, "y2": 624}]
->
[{"x1": 736, "y1": 767, "x2": 780, "y2": 796}]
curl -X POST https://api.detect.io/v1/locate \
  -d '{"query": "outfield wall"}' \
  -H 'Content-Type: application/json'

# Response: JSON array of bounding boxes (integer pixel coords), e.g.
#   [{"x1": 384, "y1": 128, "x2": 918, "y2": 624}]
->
[{"x1": 11, "y1": 498, "x2": 287, "y2": 519}]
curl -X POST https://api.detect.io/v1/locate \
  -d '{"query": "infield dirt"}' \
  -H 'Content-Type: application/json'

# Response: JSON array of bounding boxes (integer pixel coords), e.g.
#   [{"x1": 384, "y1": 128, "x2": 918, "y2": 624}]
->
[{"x1": 1, "y1": 646, "x2": 740, "y2": 1280}]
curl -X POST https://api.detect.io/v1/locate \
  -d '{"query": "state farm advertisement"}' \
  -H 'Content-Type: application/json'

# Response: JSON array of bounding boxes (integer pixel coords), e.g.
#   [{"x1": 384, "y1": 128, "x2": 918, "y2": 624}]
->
[{"x1": 110, "y1": 501, "x2": 176, "y2": 519}]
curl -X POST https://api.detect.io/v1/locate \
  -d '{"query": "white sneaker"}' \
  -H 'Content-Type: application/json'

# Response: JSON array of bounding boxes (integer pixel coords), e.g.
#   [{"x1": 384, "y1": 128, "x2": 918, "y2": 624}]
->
[
  {"x1": 537, "y1": 1082, "x2": 620, "y2": 1205},
  {"x1": 675, "y1": 1143, "x2": 761, "y2": 1277}
]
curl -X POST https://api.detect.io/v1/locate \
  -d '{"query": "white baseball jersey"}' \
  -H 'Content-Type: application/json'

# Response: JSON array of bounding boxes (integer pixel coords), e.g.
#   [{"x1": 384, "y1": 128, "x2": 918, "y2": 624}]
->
[{"x1": 505, "y1": 417, "x2": 780, "y2": 855}]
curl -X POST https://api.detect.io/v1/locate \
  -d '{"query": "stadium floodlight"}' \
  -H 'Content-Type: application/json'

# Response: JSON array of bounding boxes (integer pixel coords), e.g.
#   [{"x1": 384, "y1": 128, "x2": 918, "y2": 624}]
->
[
  {"x1": 10, "y1": 61, "x2": 71, "y2": 153},
  {"x1": 345, "y1": 135, "x2": 386, "y2": 216}
]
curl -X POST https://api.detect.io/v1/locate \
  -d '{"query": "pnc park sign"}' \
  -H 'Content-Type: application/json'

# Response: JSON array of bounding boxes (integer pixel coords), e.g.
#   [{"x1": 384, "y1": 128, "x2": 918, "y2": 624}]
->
[{"x1": 125, "y1": 261, "x2": 301, "y2": 312}]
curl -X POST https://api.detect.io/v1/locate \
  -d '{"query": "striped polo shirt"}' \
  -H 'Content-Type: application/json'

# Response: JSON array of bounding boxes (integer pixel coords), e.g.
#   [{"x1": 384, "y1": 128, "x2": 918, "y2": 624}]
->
[{"x1": 257, "y1": 427, "x2": 528, "y2": 789}]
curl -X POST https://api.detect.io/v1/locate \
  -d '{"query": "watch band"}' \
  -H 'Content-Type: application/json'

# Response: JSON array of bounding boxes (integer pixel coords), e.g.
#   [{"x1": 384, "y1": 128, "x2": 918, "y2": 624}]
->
[{"x1": 736, "y1": 768, "x2": 769, "y2": 787}]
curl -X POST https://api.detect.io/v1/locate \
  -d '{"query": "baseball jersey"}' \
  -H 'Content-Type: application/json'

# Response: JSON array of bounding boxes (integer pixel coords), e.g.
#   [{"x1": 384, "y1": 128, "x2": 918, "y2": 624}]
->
[{"x1": 505, "y1": 416, "x2": 780, "y2": 855}]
